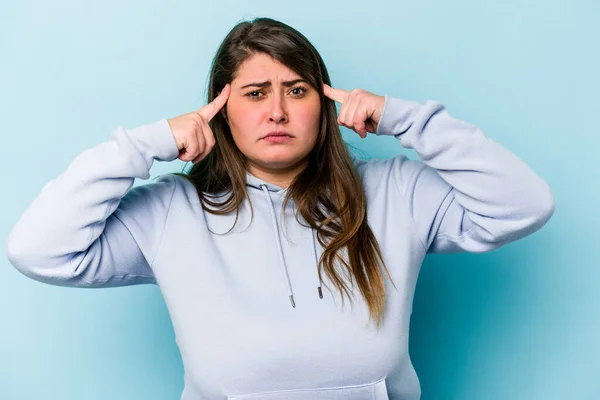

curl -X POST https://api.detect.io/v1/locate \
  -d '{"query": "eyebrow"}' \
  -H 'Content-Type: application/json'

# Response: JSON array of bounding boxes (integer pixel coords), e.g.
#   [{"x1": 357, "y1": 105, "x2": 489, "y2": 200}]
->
[{"x1": 240, "y1": 79, "x2": 308, "y2": 89}]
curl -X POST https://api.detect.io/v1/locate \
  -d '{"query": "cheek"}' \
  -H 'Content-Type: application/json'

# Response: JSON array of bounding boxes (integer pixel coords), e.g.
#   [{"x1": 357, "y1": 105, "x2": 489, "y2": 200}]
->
[
  {"x1": 228, "y1": 104, "x2": 263, "y2": 139},
  {"x1": 295, "y1": 103, "x2": 321, "y2": 132}
]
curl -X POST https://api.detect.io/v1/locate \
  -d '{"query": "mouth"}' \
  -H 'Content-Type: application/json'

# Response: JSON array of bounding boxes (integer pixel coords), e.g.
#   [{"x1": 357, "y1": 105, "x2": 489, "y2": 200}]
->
[{"x1": 262, "y1": 132, "x2": 293, "y2": 142}]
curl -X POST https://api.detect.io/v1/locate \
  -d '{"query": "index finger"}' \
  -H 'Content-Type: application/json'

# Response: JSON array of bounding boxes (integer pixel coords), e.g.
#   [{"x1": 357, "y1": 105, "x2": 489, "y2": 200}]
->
[
  {"x1": 322, "y1": 83, "x2": 349, "y2": 104},
  {"x1": 199, "y1": 83, "x2": 231, "y2": 121}
]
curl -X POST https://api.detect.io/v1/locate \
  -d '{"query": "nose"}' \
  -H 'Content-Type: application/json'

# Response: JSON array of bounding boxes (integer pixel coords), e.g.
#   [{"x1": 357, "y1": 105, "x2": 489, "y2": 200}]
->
[{"x1": 269, "y1": 93, "x2": 288, "y2": 123}]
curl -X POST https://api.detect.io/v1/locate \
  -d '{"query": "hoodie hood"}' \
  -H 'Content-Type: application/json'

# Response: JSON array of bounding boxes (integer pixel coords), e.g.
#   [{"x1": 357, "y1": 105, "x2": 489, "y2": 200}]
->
[{"x1": 244, "y1": 171, "x2": 323, "y2": 308}]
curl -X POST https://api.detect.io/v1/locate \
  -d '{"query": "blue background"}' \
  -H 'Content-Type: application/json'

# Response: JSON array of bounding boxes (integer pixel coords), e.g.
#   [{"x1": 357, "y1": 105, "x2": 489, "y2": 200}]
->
[{"x1": 1, "y1": 1, "x2": 598, "y2": 399}]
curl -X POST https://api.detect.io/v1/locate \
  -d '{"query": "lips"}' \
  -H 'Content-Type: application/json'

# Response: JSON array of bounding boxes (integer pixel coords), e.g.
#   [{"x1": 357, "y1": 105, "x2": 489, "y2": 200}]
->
[
  {"x1": 263, "y1": 131, "x2": 292, "y2": 139},
  {"x1": 262, "y1": 131, "x2": 293, "y2": 143}
]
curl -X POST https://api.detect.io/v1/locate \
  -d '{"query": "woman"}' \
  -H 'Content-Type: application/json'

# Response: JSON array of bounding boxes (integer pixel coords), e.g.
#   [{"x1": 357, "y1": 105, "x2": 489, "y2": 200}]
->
[{"x1": 6, "y1": 17, "x2": 554, "y2": 400}]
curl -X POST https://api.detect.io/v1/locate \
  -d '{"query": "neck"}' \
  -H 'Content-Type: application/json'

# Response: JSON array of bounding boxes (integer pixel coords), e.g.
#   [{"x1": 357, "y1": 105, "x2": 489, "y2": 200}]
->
[{"x1": 247, "y1": 159, "x2": 308, "y2": 189}]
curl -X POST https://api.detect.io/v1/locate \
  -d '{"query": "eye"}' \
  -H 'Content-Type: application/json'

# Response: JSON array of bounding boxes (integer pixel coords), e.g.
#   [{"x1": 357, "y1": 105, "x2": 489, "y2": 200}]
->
[
  {"x1": 290, "y1": 86, "x2": 308, "y2": 97},
  {"x1": 245, "y1": 90, "x2": 264, "y2": 100},
  {"x1": 244, "y1": 86, "x2": 308, "y2": 100}
]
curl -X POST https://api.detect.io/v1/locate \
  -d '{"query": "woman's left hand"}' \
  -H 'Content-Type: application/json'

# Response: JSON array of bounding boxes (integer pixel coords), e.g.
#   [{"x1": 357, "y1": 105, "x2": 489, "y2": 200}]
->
[{"x1": 323, "y1": 83, "x2": 385, "y2": 138}]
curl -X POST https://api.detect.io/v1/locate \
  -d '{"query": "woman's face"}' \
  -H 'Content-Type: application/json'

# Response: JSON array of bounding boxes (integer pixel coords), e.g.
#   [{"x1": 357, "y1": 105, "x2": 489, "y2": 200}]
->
[{"x1": 224, "y1": 53, "x2": 321, "y2": 175}]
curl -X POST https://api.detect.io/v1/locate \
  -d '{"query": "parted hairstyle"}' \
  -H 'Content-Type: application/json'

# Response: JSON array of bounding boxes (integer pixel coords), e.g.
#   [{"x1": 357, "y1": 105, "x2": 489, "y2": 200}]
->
[{"x1": 172, "y1": 17, "x2": 395, "y2": 328}]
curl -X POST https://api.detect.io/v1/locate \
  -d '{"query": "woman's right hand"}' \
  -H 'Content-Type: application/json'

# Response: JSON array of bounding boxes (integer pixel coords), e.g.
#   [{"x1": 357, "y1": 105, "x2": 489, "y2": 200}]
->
[{"x1": 167, "y1": 83, "x2": 231, "y2": 164}]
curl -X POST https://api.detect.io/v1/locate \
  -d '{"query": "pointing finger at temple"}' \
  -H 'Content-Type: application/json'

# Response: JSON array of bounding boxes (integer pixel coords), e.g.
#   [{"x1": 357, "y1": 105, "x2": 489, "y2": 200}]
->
[{"x1": 323, "y1": 83, "x2": 349, "y2": 104}]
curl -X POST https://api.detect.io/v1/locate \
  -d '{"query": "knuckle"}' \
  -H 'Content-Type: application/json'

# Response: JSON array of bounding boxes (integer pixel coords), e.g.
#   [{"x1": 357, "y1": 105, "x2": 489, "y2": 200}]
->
[
  {"x1": 193, "y1": 115, "x2": 203, "y2": 128},
  {"x1": 207, "y1": 134, "x2": 216, "y2": 148},
  {"x1": 190, "y1": 112, "x2": 203, "y2": 126}
]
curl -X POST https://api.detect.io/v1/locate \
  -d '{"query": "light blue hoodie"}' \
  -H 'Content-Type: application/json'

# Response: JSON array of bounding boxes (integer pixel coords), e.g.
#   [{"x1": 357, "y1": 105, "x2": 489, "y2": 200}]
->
[{"x1": 6, "y1": 95, "x2": 555, "y2": 399}]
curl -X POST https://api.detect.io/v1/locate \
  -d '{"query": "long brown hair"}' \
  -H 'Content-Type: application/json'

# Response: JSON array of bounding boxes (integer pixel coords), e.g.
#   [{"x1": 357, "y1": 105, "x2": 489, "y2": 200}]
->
[{"x1": 171, "y1": 17, "x2": 395, "y2": 328}]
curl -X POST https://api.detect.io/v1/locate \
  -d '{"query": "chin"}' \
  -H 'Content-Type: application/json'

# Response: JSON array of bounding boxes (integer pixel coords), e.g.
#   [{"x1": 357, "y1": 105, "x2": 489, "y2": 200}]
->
[
  {"x1": 252, "y1": 153, "x2": 308, "y2": 170},
  {"x1": 258, "y1": 158, "x2": 299, "y2": 169}
]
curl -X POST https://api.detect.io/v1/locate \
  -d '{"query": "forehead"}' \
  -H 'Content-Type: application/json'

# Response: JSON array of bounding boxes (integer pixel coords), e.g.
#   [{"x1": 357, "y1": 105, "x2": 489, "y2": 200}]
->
[{"x1": 234, "y1": 53, "x2": 301, "y2": 81}]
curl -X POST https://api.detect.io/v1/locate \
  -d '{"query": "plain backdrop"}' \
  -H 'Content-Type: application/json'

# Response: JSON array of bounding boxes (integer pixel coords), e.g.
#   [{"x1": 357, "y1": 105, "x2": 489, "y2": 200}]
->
[{"x1": 1, "y1": 1, "x2": 598, "y2": 399}]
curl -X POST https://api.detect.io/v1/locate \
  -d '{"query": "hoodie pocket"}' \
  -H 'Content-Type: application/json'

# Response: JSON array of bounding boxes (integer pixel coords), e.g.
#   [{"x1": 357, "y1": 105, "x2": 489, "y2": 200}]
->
[{"x1": 227, "y1": 377, "x2": 389, "y2": 400}]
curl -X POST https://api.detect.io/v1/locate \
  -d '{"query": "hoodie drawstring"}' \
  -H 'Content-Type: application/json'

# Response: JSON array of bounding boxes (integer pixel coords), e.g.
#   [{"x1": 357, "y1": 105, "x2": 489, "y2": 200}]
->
[
  {"x1": 311, "y1": 227, "x2": 324, "y2": 300},
  {"x1": 260, "y1": 184, "x2": 323, "y2": 308}
]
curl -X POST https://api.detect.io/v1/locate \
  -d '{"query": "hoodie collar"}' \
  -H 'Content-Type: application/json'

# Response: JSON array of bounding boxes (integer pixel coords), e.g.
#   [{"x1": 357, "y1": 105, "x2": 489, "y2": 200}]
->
[
  {"x1": 244, "y1": 170, "x2": 323, "y2": 308},
  {"x1": 245, "y1": 171, "x2": 286, "y2": 193},
  {"x1": 242, "y1": 152, "x2": 362, "y2": 307}
]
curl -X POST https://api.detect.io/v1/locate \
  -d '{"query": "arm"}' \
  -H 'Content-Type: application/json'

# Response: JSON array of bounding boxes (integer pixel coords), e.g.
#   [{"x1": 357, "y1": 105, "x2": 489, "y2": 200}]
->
[
  {"x1": 375, "y1": 96, "x2": 555, "y2": 253},
  {"x1": 6, "y1": 119, "x2": 180, "y2": 287}
]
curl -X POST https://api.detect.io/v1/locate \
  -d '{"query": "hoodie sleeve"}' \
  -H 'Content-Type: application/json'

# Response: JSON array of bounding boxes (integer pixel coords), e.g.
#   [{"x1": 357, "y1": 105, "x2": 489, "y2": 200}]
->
[
  {"x1": 6, "y1": 119, "x2": 181, "y2": 287},
  {"x1": 373, "y1": 95, "x2": 555, "y2": 253}
]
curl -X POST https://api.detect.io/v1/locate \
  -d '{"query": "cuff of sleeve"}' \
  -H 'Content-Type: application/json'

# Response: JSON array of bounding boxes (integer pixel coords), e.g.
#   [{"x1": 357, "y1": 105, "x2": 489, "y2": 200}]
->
[
  {"x1": 375, "y1": 95, "x2": 423, "y2": 137},
  {"x1": 127, "y1": 118, "x2": 180, "y2": 162}
]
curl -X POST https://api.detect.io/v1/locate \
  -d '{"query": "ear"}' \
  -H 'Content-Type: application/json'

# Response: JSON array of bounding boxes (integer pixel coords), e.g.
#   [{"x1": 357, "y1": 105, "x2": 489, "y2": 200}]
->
[
  {"x1": 215, "y1": 89, "x2": 229, "y2": 125},
  {"x1": 220, "y1": 108, "x2": 229, "y2": 125}
]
